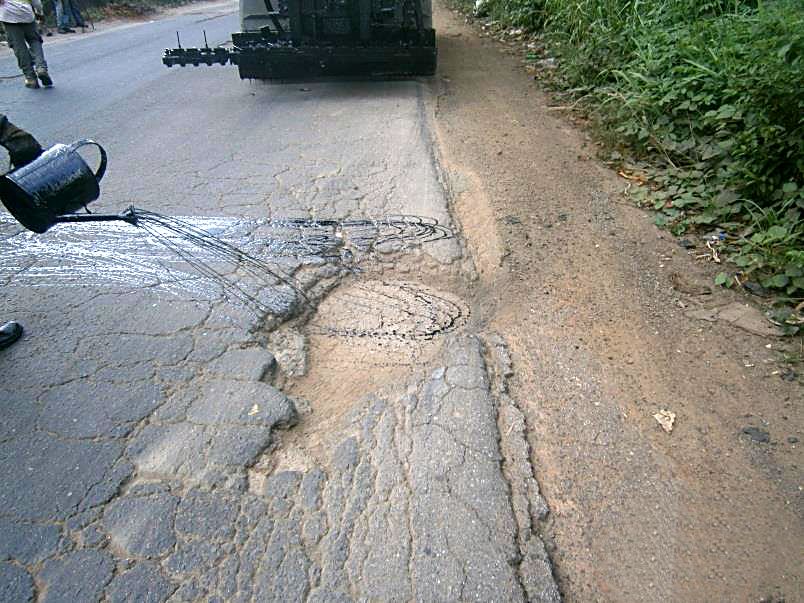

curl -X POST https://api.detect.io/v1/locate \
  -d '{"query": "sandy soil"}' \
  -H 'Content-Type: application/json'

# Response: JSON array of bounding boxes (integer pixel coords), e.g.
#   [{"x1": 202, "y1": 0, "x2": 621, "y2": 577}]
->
[
  {"x1": 431, "y1": 3, "x2": 802, "y2": 601},
  {"x1": 270, "y1": 274, "x2": 468, "y2": 469}
]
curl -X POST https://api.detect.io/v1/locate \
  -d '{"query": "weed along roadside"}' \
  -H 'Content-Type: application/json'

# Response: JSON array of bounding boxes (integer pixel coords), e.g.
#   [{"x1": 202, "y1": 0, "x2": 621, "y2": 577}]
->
[{"x1": 456, "y1": 0, "x2": 803, "y2": 332}]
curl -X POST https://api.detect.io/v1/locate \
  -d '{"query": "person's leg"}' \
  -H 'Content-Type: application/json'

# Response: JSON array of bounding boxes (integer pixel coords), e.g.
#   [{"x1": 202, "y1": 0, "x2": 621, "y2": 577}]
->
[
  {"x1": 23, "y1": 22, "x2": 51, "y2": 85},
  {"x1": 54, "y1": 0, "x2": 64, "y2": 27},
  {"x1": 2, "y1": 23, "x2": 37, "y2": 84},
  {"x1": 63, "y1": 0, "x2": 74, "y2": 26},
  {"x1": 66, "y1": 0, "x2": 85, "y2": 28},
  {"x1": 54, "y1": 0, "x2": 75, "y2": 31}
]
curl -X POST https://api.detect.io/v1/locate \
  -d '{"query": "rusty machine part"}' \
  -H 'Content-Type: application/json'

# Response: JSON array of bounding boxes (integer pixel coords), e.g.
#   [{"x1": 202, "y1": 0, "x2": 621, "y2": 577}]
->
[{"x1": 163, "y1": 0, "x2": 436, "y2": 80}]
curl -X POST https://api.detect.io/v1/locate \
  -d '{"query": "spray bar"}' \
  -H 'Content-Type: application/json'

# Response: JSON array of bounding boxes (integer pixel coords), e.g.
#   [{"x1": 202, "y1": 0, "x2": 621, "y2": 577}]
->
[{"x1": 55, "y1": 206, "x2": 138, "y2": 226}]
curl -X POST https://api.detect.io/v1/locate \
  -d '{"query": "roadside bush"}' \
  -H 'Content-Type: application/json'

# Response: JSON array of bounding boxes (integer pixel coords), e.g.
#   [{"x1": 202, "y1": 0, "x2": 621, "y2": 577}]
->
[
  {"x1": 461, "y1": 0, "x2": 804, "y2": 304},
  {"x1": 479, "y1": 0, "x2": 545, "y2": 30},
  {"x1": 603, "y1": 2, "x2": 803, "y2": 299}
]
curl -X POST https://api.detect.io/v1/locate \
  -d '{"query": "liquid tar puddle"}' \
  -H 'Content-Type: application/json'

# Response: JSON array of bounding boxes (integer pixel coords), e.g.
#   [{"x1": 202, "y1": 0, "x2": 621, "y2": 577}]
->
[
  {"x1": 0, "y1": 213, "x2": 247, "y2": 300},
  {"x1": 0, "y1": 212, "x2": 457, "y2": 311}
]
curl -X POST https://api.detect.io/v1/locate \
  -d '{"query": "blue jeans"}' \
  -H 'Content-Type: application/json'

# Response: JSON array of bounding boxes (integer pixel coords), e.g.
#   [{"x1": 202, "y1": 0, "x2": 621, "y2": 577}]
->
[{"x1": 54, "y1": 0, "x2": 85, "y2": 29}]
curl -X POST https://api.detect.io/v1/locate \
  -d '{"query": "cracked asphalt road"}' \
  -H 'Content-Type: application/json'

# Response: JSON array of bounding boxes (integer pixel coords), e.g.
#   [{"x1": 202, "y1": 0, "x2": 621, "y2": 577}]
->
[{"x1": 0, "y1": 2, "x2": 558, "y2": 601}]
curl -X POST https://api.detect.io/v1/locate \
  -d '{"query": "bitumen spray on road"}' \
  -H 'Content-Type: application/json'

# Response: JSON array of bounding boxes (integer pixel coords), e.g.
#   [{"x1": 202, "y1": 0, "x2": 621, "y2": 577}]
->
[
  {"x1": 0, "y1": 140, "x2": 307, "y2": 312},
  {"x1": 0, "y1": 140, "x2": 464, "y2": 320},
  {"x1": 131, "y1": 208, "x2": 309, "y2": 313}
]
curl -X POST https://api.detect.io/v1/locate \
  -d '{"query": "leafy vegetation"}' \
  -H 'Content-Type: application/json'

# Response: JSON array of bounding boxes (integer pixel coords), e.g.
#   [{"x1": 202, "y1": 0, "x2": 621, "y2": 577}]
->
[
  {"x1": 464, "y1": 0, "x2": 803, "y2": 319},
  {"x1": 38, "y1": 0, "x2": 192, "y2": 26}
]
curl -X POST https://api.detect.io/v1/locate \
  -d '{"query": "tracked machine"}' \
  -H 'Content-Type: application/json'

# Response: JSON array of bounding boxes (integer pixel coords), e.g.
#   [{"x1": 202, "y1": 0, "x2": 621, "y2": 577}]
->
[{"x1": 163, "y1": 0, "x2": 436, "y2": 79}]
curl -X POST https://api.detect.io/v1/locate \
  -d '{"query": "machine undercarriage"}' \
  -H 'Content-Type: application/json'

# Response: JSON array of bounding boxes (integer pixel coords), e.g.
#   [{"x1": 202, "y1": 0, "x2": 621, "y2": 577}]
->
[{"x1": 163, "y1": 0, "x2": 436, "y2": 80}]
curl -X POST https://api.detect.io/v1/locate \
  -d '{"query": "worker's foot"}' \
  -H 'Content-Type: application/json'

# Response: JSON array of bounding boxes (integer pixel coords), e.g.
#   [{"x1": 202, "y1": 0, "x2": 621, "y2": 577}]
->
[
  {"x1": 57, "y1": 27, "x2": 75, "y2": 33},
  {"x1": 24, "y1": 77, "x2": 39, "y2": 89},
  {"x1": 0, "y1": 321, "x2": 23, "y2": 350},
  {"x1": 36, "y1": 70, "x2": 53, "y2": 87}
]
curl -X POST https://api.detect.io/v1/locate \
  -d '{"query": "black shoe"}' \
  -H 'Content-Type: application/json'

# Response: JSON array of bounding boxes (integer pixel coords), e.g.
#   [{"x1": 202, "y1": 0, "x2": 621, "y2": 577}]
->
[
  {"x1": 37, "y1": 71, "x2": 53, "y2": 87},
  {"x1": 58, "y1": 27, "x2": 75, "y2": 33},
  {"x1": 0, "y1": 321, "x2": 23, "y2": 350}
]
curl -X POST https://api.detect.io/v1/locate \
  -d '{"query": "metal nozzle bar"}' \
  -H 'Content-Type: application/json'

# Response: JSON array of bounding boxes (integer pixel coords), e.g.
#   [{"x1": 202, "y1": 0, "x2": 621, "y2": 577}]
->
[{"x1": 55, "y1": 207, "x2": 138, "y2": 226}]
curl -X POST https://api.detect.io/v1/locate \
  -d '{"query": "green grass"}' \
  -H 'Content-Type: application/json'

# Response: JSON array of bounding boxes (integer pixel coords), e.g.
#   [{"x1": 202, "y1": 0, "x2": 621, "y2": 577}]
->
[{"x1": 461, "y1": 0, "x2": 803, "y2": 327}]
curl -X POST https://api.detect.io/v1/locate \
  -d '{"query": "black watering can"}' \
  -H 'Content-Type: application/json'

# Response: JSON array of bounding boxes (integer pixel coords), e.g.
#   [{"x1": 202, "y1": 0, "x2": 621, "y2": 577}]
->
[{"x1": 0, "y1": 139, "x2": 137, "y2": 233}]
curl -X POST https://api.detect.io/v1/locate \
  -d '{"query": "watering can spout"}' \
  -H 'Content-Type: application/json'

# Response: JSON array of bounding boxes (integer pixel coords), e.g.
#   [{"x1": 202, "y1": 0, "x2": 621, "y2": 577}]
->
[
  {"x1": 53, "y1": 205, "x2": 139, "y2": 227},
  {"x1": 120, "y1": 205, "x2": 138, "y2": 225}
]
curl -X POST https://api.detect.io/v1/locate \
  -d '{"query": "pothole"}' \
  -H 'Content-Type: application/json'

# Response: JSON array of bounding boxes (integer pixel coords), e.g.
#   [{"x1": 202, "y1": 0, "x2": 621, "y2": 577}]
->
[
  {"x1": 307, "y1": 279, "x2": 470, "y2": 342},
  {"x1": 265, "y1": 278, "x2": 470, "y2": 466}
]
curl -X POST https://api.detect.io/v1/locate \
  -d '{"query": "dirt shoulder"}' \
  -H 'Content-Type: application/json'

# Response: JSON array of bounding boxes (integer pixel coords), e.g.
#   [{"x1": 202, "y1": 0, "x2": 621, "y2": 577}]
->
[{"x1": 431, "y1": 2, "x2": 802, "y2": 601}]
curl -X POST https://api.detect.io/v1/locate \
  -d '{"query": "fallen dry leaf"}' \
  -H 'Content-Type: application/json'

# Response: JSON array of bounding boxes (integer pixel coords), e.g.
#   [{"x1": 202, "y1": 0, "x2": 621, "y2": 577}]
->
[
  {"x1": 617, "y1": 170, "x2": 647, "y2": 184},
  {"x1": 653, "y1": 409, "x2": 676, "y2": 433}
]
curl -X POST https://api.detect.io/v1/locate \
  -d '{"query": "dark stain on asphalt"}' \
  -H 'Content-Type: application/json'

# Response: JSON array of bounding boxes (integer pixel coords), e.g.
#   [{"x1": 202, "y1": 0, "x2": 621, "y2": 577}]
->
[
  {"x1": 309, "y1": 280, "x2": 469, "y2": 341},
  {"x1": 263, "y1": 215, "x2": 454, "y2": 258}
]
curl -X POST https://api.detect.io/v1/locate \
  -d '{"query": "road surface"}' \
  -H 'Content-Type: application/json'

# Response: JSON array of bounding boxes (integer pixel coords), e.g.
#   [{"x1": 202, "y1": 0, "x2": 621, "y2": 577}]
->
[{"x1": 0, "y1": 2, "x2": 558, "y2": 601}]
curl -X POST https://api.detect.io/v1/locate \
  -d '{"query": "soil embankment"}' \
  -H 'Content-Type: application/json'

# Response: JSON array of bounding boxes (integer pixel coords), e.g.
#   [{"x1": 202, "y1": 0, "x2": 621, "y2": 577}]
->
[{"x1": 431, "y1": 3, "x2": 802, "y2": 601}]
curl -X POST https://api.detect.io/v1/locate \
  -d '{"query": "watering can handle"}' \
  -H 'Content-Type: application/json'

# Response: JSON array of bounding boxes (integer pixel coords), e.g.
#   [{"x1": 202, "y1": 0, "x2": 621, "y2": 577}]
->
[{"x1": 67, "y1": 139, "x2": 108, "y2": 182}]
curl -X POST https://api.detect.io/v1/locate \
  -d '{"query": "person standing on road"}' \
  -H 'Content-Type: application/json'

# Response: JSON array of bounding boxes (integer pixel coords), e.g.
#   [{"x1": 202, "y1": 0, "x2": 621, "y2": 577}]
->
[
  {"x1": 53, "y1": 0, "x2": 84, "y2": 33},
  {"x1": 0, "y1": 114, "x2": 43, "y2": 349},
  {"x1": 0, "y1": 0, "x2": 53, "y2": 88}
]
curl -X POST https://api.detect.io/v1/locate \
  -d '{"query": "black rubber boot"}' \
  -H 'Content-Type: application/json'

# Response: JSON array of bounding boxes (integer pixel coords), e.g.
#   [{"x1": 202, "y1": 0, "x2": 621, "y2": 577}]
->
[{"x1": 0, "y1": 321, "x2": 23, "y2": 350}]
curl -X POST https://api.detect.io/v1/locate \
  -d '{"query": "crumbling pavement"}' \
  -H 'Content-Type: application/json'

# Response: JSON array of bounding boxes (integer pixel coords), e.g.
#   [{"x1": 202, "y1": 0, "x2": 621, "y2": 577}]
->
[{"x1": 0, "y1": 318, "x2": 558, "y2": 601}]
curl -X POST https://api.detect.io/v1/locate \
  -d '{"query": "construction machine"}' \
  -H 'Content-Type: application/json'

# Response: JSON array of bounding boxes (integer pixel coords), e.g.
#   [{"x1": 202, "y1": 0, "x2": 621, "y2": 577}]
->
[{"x1": 163, "y1": 0, "x2": 436, "y2": 79}]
